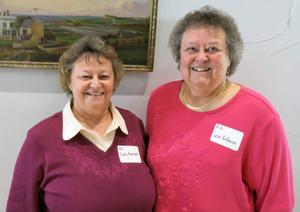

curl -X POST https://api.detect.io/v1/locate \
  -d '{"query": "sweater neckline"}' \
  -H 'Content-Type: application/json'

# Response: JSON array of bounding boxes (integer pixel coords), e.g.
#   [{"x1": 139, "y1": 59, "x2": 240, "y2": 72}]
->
[
  {"x1": 76, "y1": 129, "x2": 122, "y2": 161},
  {"x1": 177, "y1": 80, "x2": 243, "y2": 114}
]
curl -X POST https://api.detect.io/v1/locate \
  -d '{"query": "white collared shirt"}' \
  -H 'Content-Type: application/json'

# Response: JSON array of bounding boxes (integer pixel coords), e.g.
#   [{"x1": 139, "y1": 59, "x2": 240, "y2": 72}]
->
[{"x1": 62, "y1": 100, "x2": 128, "y2": 152}]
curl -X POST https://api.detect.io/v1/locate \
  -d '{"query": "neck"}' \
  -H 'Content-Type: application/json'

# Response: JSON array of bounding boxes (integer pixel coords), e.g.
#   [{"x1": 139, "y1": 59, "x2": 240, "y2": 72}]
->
[
  {"x1": 182, "y1": 79, "x2": 228, "y2": 111},
  {"x1": 72, "y1": 105, "x2": 112, "y2": 131}
]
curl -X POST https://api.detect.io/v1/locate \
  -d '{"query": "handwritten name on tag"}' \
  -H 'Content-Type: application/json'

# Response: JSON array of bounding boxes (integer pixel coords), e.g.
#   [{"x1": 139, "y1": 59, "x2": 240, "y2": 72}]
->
[
  {"x1": 210, "y1": 124, "x2": 244, "y2": 151},
  {"x1": 118, "y1": 145, "x2": 141, "y2": 163}
]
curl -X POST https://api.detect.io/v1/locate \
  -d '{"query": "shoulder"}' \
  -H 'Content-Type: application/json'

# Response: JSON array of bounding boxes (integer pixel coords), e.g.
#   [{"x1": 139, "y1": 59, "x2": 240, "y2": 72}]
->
[
  {"x1": 115, "y1": 107, "x2": 143, "y2": 127},
  {"x1": 28, "y1": 111, "x2": 63, "y2": 138},
  {"x1": 115, "y1": 107, "x2": 145, "y2": 134},
  {"x1": 149, "y1": 80, "x2": 182, "y2": 105},
  {"x1": 237, "y1": 85, "x2": 279, "y2": 116},
  {"x1": 150, "y1": 80, "x2": 182, "y2": 97},
  {"x1": 116, "y1": 107, "x2": 139, "y2": 120}
]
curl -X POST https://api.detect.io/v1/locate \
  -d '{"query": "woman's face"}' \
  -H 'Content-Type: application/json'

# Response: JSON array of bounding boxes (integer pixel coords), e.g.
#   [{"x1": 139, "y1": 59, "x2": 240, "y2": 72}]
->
[
  {"x1": 68, "y1": 55, "x2": 114, "y2": 117},
  {"x1": 180, "y1": 26, "x2": 231, "y2": 97}
]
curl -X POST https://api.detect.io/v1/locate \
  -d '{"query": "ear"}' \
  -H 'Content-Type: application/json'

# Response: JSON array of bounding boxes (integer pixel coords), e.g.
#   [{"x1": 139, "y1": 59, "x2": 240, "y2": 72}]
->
[
  {"x1": 228, "y1": 55, "x2": 232, "y2": 68},
  {"x1": 67, "y1": 78, "x2": 72, "y2": 91}
]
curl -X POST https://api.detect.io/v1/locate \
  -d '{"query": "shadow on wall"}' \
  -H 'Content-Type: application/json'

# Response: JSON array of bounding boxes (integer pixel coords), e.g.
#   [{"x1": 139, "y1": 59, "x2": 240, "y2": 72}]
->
[{"x1": 0, "y1": 68, "x2": 149, "y2": 95}]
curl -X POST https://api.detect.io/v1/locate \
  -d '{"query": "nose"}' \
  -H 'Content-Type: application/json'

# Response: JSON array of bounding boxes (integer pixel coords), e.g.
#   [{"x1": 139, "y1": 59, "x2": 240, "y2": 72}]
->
[
  {"x1": 90, "y1": 76, "x2": 101, "y2": 89},
  {"x1": 195, "y1": 50, "x2": 208, "y2": 62}
]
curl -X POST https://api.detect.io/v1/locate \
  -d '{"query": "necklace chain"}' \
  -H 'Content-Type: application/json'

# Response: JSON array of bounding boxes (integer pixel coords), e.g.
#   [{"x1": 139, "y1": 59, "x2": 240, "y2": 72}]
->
[{"x1": 182, "y1": 79, "x2": 228, "y2": 110}]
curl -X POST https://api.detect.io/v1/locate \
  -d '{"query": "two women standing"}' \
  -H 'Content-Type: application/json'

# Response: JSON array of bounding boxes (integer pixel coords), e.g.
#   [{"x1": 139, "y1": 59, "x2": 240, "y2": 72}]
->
[{"x1": 7, "y1": 5, "x2": 294, "y2": 212}]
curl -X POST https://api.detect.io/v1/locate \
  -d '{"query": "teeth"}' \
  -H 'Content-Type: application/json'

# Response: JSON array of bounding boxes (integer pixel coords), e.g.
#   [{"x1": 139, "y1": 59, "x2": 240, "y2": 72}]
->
[
  {"x1": 192, "y1": 67, "x2": 211, "y2": 72},
  {"x1": 87, "y1": 92, "x2": 104, "y2": 96}
]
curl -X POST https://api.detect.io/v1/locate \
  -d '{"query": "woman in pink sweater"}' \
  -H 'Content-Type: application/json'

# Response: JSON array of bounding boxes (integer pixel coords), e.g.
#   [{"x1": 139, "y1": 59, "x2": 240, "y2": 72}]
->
[{"x1": 146, "y1": 5, "x2": 294, "y2": 212}]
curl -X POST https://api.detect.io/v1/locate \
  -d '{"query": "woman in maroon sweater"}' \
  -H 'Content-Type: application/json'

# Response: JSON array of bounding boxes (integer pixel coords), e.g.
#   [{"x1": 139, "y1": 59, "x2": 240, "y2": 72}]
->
[{"x1": 7, "y1": 36, "x2": 156, "y2": 212}]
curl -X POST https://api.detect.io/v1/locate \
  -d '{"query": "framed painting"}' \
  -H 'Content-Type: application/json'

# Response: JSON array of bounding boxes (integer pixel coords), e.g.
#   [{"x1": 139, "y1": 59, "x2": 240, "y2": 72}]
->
[{"x1": 0, "y1": 0, "x2": 158, "y2": 72}]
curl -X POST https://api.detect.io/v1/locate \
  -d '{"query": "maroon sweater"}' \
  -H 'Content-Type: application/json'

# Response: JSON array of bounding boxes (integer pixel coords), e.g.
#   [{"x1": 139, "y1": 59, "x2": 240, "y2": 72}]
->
[{"x1": 7, "y1": 108, "x2": 156, "y2": 212}]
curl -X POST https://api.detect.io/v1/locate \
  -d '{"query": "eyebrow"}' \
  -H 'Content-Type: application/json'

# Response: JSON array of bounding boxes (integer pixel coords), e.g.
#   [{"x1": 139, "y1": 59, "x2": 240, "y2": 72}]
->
[
  {"x1": 183, "y1": 41, "x2": 223, "y2": 46},
  {"x1": 206, "y1": 41, "x2": 222, "y2": 46},
  {"x1": 80, "y1": 69, "x2": 112, "y2": 75}
]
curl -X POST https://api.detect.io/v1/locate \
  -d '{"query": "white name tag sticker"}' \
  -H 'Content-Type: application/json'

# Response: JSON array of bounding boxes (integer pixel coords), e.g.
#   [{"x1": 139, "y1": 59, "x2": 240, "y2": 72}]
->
[
  {"x1": 117, "y1": 145, "x2": 142, "y2": 163},
  {"x1": 210, "y1": 124, "x2": 244, "y2": 151}
]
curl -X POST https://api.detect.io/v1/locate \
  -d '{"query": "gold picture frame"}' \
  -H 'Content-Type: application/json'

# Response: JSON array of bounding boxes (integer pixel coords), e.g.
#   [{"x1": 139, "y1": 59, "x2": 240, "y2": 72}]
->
[{"x1": 0, "y1": 0, "x2": 158, "y2": 72}]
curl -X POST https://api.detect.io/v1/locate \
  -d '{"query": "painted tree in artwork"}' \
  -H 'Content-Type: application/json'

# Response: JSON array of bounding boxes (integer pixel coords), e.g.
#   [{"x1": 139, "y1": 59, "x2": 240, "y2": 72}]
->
[{"x1": 13, "y1": 16, "x2": 32, "y2": 29}]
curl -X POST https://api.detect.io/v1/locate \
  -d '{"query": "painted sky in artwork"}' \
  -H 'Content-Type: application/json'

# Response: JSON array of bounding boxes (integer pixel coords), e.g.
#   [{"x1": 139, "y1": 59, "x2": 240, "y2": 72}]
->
[{"x1": 0, "y1": 0, "x2": 152, "y2": 17}]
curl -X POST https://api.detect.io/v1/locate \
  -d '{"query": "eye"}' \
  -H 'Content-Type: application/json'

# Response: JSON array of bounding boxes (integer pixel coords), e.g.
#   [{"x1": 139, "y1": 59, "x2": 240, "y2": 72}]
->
[
  {"x1": 207, "y1": 47, "x2": 219, "y2": 52},
  {"x1": 79, "y1": 75, "x2": 91, "y2": 79},
  {"x1": 186, "y1": 47, "x2": 198, "y2": 52},
  {"x1": 99, "y1": 75, "x2": 109, "y2": 80}
]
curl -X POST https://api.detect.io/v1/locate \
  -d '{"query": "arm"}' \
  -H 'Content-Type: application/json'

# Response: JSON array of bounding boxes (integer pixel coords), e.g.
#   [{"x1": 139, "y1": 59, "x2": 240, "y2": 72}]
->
[
  {"x1": 7, "y1": 131, "x2": 45, "y2": 212},
  {"x1": 243, "y1": 115, "x2": 295, "y2": 212}
]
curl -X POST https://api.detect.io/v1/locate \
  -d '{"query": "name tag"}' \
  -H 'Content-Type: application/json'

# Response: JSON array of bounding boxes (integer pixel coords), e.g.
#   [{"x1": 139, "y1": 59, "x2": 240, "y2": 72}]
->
[
  {"x1": 117, "y1": 145, "x2": 141, "y2": 163},
  {"x1": 210, "y1": 124, "x2": 244, "y2": 151}
]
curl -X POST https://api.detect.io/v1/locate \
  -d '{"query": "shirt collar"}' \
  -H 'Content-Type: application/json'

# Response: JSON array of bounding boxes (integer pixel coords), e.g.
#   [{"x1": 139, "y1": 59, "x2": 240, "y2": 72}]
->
[{"x1": 62, "y1": 100, "x2": 128, "y2": 141}]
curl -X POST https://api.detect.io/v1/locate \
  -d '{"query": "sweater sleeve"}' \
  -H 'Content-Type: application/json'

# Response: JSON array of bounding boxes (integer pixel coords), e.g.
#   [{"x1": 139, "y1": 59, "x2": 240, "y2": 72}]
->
[
  {"x1": 7, "y1": 131, "x2": 45, "y2": 212},
  {"x1": 243, "y1": 115, "x2": 295, "y2": 212}
]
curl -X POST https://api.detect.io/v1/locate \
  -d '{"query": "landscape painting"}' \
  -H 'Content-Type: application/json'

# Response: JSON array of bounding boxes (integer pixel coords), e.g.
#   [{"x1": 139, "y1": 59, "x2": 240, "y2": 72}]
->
[{"x1": 0, "y1": 0, "x2": 158, "y2": 71}]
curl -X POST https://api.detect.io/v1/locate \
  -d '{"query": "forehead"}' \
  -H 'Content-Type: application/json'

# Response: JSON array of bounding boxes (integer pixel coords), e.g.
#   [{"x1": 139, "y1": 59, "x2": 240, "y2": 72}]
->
[
  {"x1": 74, "y1": 54, "x2": 113, "y2": 70},
  {"x1": 182, "y1": 26, "x2": 227, "y2": 44},
  {"x1": 77, "y1": 53, "x2": 110, "y2": 64}
]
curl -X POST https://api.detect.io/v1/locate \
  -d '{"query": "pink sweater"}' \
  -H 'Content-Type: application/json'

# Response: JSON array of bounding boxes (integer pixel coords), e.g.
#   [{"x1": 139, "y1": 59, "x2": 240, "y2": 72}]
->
[
  {"x1": 146, "y1": 80, "x2": 294, "y2": 212},
  {"x1": 7, "y1": 108, "x2": 156, "y2": 212}
]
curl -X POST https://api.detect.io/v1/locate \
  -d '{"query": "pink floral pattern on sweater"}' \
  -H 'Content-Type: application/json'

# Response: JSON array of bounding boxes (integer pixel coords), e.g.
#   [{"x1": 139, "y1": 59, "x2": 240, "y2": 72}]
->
[
  {"x1": 63, "y1": 141, "x2": 128, "y2": 179},
  {"x1": 147, "y1": 107, "x2": 207, "y2": 211}
]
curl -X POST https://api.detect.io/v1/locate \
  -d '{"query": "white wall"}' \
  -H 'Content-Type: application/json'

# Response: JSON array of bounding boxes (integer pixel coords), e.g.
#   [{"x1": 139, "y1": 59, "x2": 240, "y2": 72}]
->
[{"x1": 1, "y1": 0, "x2": 299, "y2": 210}]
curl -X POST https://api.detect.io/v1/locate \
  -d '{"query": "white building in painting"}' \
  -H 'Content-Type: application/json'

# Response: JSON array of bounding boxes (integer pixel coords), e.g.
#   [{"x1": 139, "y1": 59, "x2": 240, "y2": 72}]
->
[{"x1": 0, "y1": 10, "x2": 18, "y2": 39}]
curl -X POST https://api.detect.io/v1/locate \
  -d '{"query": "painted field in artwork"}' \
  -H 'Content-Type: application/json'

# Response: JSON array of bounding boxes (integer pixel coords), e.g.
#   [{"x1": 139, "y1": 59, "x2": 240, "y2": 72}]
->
[{"x1": 0, "y1": 0, "x2": 152, "y2": 65}]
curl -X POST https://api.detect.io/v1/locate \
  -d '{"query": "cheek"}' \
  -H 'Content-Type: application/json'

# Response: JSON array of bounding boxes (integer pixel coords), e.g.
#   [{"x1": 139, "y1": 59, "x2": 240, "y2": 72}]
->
[
  {"x1": 109, "y1": 82, "x2": 115, "y2": 93},
  {"x1": 69, "y1": 80, "x2": 87, "y2": 95},
  {"x1": 220, "y1": 54, "x2": 230, "y2": 65},
  {"x1": 213, "y1": 55, "x2": 229, "y2": 67},
  {"x1": 103, "y1": 80, "x2": 114, "y2": 92},
  {"x1": 179, "y1": 59, "x2": 191, "y2": 75},
  {"x1": 180, "y1": 54, "x2": 191, "y2": 66},
  {"x1": 180, "y1": 66, "x2": 190, "y2": 81}
]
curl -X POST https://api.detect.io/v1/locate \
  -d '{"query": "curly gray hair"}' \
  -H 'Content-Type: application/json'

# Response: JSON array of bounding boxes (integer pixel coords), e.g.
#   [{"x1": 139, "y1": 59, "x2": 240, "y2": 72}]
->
[{"x1": 169, "y1": 5, "x2": 244, "y2": 76}]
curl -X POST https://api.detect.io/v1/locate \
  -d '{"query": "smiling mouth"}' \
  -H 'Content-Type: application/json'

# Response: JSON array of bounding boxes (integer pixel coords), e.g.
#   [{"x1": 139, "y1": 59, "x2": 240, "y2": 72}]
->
[
  {"x1": 86, "y1": 92, "x2": 105, "y2": 96},
  {"x1": 192, "y1": 67, "x2": 211, "y2": 72}
]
